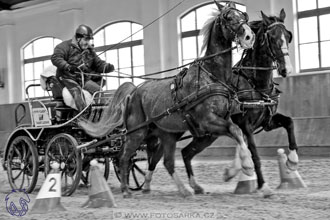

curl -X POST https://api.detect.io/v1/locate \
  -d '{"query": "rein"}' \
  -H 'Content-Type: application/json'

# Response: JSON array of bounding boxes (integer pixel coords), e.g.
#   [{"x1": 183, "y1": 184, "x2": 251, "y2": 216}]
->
[{"x1": 79, "y1": 46, "x2": 238, "y2": 80}]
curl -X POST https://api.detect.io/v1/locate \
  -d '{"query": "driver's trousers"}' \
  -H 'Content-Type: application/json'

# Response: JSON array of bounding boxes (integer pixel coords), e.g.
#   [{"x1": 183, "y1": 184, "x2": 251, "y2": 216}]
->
[{"x1": 58, "y1": 77, "x2": 101, "y2": 111}]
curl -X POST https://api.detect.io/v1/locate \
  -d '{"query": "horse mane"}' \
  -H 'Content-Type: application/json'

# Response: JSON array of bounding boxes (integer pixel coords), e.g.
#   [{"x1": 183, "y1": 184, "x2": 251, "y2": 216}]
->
[
  {"x1": 200, "y1": 9, "x2": 220, "y2": 55},
  {"x1": 248, "y1": 15, "x2": 283, "y2": 33}
]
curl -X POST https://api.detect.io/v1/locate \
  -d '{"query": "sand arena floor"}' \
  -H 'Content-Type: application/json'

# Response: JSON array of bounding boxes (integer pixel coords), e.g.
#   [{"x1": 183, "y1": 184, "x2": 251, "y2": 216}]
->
[{"x1": 0, "y1": 156, "x2": 330, "y2": 220}]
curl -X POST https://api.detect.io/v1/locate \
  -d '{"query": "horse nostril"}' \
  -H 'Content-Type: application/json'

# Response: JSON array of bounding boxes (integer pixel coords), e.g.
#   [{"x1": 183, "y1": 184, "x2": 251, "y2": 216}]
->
[{"x1": 245, "y1": 35, "x2": 250, "y2": 41}]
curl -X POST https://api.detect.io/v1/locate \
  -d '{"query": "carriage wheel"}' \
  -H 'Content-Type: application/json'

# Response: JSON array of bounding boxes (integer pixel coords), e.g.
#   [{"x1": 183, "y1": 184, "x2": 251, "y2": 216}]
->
[
  {"x1": 113, "y1": 150, "x2": 147, "y2": 191},
  {"x1": 81, "y1": 156, "x2": 110, "y2": 185},
  {"x1": 6, "y1": 136, "x2": 39, "y2": 193},
  {"x1": 44, "y1": 133, "x2": 82, "y2": 196}
]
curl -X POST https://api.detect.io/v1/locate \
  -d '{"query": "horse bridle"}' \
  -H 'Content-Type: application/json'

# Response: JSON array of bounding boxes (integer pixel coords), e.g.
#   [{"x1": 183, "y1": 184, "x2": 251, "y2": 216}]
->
[
  {"x1": 218, "y1": 7, "x2": 249, "y2": 44},
  {"x1": 263, "y1": 22, "x2": 291, "y2": 67}
]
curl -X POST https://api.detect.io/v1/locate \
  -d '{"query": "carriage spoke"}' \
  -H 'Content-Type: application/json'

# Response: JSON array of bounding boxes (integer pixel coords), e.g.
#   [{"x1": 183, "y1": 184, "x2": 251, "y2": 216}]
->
[
  {"x1": 133, "y1": 164, "x2": 146, "y2": 176},
  {"x1": 12, "y1": 169, "x2": 24, "y2": 181},
  {"x1": 132, "y1": 168, "x2": 139, "y2": 188}
]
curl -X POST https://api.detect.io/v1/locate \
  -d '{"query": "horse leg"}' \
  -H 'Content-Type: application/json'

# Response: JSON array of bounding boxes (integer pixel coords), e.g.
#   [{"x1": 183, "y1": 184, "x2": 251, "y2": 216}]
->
[
  {"x1": 223, "y1": 121, "x2": 254, "y2": 181},
  {"x1": 119, "y1": 130, "x2": 146, "y2": 198},
  {"x1": 243, "y1": 126, "x2": 273, "y2": 197},
  {"x1": 161, "y1": 132, "x2": 193, "y2": 197},
  {"x1": 143, "y1": 138, "x2": 163, "y2": 193},
  {"x1": 266, "y1": 113, "x2": 298, "y2": 170},
  {"x1": 181, "y1": 136, "x2": 217, "y2": 194}
]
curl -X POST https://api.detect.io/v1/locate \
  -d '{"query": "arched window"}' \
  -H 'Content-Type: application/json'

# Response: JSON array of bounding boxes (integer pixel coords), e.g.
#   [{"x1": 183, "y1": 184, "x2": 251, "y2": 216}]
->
[
  {"x1": 296, "y1": 0, "x2": 330, "y2": 72},
  {"x1": 179, "y1": 2, "x2": 246, "y2": 65},
  {"x1": 23, "y1": 37, "x2": 62, "y2": 98},
  {"x1": 93, "y1": 21, "x2": 144, "y2": 90}
]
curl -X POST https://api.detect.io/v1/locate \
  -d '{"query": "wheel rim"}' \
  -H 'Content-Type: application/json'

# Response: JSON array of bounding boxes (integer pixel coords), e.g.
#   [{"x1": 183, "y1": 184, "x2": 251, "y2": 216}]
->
[
  {"x1": 45, "y1": 134, "x2": 81, "y2": 196},
  {"x1": 114, "y1": 150, "x2": 147, "y2": 191},
  {"x1": 7, "y1": 136, "x2": 38, "y2": 193}
]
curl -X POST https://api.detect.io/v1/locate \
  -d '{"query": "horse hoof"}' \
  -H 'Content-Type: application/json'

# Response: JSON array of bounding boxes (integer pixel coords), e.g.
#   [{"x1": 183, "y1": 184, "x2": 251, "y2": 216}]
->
[
  {"x1": 241, "y1": 166, "x2": 254, "y2": 176},
  {"x1": 142, "y1": 189, "x2": 151, "y2": 194},
  {"x1": 179, "y1": 189, "x2": 193, "y2": 198},
  {"x1": 123, "y1": 192, "x2": 133, "y2": 199},
  {"x1": 259, "y1": 183, "x2": 274, "y2": 198},
  {"x1": 194, "y1": 188, "x2": 205, "y2": 195},
  {"x1": 286, "y1": 160, "x2": 298, "y2": 171},
  {"x1": 223, "y1": 167, "x2": 239, "y2": 182}
]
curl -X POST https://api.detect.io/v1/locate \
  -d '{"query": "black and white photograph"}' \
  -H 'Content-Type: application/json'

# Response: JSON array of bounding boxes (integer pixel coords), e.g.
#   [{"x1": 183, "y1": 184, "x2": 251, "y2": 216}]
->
[{"x1": 0, "y1": 0, "x2": 329, "y2": 219}]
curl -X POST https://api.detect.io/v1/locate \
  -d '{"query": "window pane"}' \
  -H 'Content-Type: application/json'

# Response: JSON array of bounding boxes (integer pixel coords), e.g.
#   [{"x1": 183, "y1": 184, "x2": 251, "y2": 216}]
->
[
  {"x1": 35, "y1": 82, "x2": 45, "y2": 97},
  {"x1": 235, "y1": 4, "x2": 246, "y2": 12},
  {"x1": 25, "y1": 81, "x2": 35, "y2": 97},
  {"x1": 107, "y1": 77, "x2": 119, "y2": 90},
  {"x1": 298, "y1": 17, "x2": 318, "y2": 43},
  {"x1": 196, "y1": 4, "x2": 216, "y2": 29},
  {"x1": 321, "y1": 41, "x2": 330, "y2": 67},
  {"x1": 182, "y1": 37, "x2": 197, "y2": 60},
  {"x1": 94, "y1": 29, "x2": 105, "y2": 47},
  {"x1": 197, "y1": 35, "x2": 203, "y2": 57},
  {"x1": 319, "y1": 0, "x2": 330, "y2": 8},
  {"x1": 299, "y1": 43, "x2": 319, "y2": 69},
  {"x1": 34, "y1": 38, "x2": 53, "y2": 57},
  {"x1": 34, "y1": 61, "x2": 43, "y2": 80},
  {"x1": 118, "y1": 47, "x2": 131, "y2": 68},
  {"x1": 183, "y1": 59, "x2": 194, "y2": 65},
  {"x1": 106, "y1": 50, "x2": 118, "y2": 69},
  {"x1": 133, "y1": 66, "x2": 145, "y2": 85},
  {"x1": 132, "y1": 23, "x2": 143, "y2": 41},
  {"x1": 181, "y1": 11, "x2": 196, "y2": 32},
  {"x1": 44, "y1": 60, "x2": 52, "y2": 69},
  {"x1": 106, "y1": 22, "x2": 131, "y2": 44},
  {"x1": 119, "y1": 68, "x2": 132, "y2": 85},
  {"x1": 24, "y1": 43, "x2": 33, "y2": 59},
  {"x1": 297, "y1": 0, "x2": 316, "y2": 12},
  {"x1": 232, "y1": 43, "x2": 244, "y2": 66},
  {"x1": 132, "y1": 45, "x2": 144, "y2": 66},
  {"x1": 54, "y1": 38, "x2": 62, "y2": 47},
  {"x1": 320, "y1": 14, "x2": 330, "y2": 41},
  {"x1": 24, "y1": 64, "x2": 33, "y2": 81}
]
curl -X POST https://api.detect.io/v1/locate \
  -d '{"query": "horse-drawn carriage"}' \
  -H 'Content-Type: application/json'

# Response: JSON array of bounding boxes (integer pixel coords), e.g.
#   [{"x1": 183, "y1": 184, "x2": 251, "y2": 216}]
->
[
  {"x1": 1, "y1": 72, "x2": 147, "y2": 196},
  {"x1": 2, "y1": 1, "x2": 298, "y2": 199}
]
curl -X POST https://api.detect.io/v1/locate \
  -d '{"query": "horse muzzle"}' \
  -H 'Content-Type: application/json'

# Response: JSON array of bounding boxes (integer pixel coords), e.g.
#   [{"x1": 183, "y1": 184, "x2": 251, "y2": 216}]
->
[{"x1": 238, "y1": 24, "x2": 255, "y2": 49}]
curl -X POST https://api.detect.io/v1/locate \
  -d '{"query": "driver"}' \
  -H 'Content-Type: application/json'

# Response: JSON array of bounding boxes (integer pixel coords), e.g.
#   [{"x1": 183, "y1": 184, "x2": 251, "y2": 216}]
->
[{"x1": 51, "y1": 24, "x2": 115, "y2": 111}]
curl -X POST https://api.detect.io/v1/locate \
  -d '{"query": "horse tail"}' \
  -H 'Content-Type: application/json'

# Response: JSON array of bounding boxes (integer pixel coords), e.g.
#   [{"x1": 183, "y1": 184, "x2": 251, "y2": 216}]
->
[{"x1": 78, "y1": 82, "x2": 137, "y2": 137}]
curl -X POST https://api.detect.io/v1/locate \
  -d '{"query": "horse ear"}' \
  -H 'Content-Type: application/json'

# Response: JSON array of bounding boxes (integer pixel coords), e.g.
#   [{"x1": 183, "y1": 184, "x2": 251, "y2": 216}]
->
[
  {"x1": 261, "y1": 11, "x2": 271, "y2": 26},
  {"x1": 279, "y1": 8, "x2": 286, "y2": 21},
  {"x1": 214, "y1": 0, "x2": 223, "y2": 10},
  {"x1": 227, "y1": 2, "x2": 236, "y2": 9}
]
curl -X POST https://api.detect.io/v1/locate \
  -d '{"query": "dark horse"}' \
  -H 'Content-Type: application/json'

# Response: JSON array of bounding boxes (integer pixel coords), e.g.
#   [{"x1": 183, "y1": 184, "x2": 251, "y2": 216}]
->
[
  {"x1": 79, "y1": 1, "x2": 255, "y2": 198},
  {"x1": 180, "y1": 9, "x2": 296, "y2": 197}
]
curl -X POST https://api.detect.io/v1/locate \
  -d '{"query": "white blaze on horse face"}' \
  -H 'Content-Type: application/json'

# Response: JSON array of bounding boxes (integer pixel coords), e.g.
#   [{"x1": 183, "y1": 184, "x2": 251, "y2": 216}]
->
[
  {"x1": 238, "y1": 23, "x2": 255, "y2": 49},
  {"x1": 281, "y1": 33, "x2": 293, "y2": 75}
]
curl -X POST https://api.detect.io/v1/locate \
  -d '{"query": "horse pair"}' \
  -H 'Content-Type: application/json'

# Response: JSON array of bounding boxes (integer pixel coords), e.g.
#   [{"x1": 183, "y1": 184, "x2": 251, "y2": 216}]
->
[{"x1": 79, "y1": 1, "x2": 297, "y2": 198}]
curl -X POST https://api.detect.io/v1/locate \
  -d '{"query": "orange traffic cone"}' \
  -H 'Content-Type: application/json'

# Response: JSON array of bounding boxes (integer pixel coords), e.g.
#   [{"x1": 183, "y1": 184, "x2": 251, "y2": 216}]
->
[
  {"x1": 277, "y1": 148, "x2": 307, "y2": 189},
  {"x1": 234, "y1": 170, "x2": 257, "y2": 194},
  {"x1": 30, "y1": 162, "x2": 66, "y2": 214},
  {"x1": 82, "y1": 159, "x2": 116, "y2": 208}
]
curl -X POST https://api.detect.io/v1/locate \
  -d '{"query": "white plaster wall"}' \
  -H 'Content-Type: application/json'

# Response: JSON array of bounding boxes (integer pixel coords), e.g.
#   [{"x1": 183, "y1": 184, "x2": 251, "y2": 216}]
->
[{"x1": 0, "y1": 0, "x2": 295, "y2": 104}]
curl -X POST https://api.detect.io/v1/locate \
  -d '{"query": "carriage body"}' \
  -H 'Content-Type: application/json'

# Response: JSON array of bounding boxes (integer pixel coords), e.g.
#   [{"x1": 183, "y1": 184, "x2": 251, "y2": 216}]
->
[{"x1": 2, "y1": 78, "x2": 147, "y2": 196}]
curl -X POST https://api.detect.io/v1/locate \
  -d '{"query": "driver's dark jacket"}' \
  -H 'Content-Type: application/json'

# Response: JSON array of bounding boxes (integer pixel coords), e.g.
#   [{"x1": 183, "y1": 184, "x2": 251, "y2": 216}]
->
[{"x1": 51, "y1": 37, "x2": 114, "y2": 85}]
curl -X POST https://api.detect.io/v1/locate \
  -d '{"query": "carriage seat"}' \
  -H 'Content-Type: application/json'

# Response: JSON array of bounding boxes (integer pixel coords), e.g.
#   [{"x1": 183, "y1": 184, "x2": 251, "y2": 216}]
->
[{"x1": 40, "y1": 66, "x2": 93, "y2": 111}]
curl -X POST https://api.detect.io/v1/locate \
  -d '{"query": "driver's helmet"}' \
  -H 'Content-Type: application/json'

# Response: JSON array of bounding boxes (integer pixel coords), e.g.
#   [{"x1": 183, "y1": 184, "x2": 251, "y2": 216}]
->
[{"x1": 75, "y1": 24, "x2": 93, "y2": 40}]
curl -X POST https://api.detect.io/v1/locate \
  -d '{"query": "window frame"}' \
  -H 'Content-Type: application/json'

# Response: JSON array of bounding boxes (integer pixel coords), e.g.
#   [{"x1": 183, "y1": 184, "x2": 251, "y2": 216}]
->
[
  {"x1": 179, "y1": 2, "x2": 246, "y2": 66},
  {"x1": 297, "y1": 0, "x2": 330, "y2": 72},
  {"x1": 93, "y1": 20, "x2": 145, "y2": 90},
  {"x1": 22, "y1": 36, "x2": 62, "y2": 99}
]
